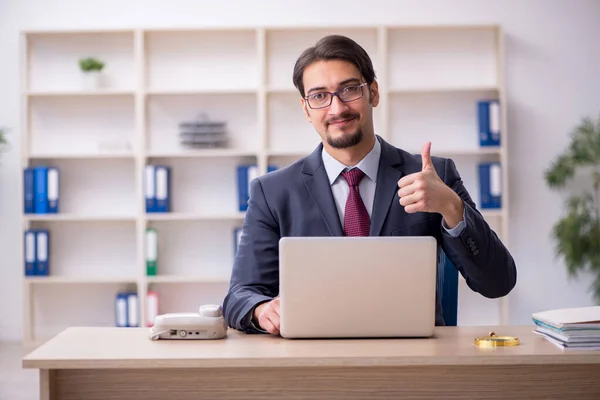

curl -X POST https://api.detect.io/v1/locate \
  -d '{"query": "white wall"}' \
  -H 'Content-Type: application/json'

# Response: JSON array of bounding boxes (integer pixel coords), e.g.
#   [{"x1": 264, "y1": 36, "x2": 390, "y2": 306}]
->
[{"x1": 1, "y1": 0, "x2": 600, "y2": 341}]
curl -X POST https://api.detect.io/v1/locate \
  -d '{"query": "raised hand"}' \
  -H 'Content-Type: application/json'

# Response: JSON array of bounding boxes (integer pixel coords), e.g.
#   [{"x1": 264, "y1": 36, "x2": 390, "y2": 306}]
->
[{"x1": 397, "y1": 142, "x2": 464, "y2": 228}]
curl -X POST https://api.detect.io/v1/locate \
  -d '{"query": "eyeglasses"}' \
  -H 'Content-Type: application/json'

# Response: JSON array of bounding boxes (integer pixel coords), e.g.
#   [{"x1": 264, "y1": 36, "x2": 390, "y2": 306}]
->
[{"x1": 305, "y1": 82, "x2": 368, "y2": 109}]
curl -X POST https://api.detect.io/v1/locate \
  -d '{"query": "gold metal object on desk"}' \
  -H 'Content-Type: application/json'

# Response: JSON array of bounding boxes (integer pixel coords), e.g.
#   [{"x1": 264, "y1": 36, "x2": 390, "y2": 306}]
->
[{"x1": 474, "y1": 331, "x2": 520, "y2": 347}]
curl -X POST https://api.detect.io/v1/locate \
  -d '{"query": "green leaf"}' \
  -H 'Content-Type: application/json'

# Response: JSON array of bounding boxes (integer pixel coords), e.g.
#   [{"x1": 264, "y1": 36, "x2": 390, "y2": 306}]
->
[
  {"x1": 79, "y1": 57, "x2": 105, "y2": 72},
  {"x1": 545, "y1": 114, "x2": 600, "y2": 188},
  {"x1": 545, "y1": 154, "x2": 576, "y2": 188}
]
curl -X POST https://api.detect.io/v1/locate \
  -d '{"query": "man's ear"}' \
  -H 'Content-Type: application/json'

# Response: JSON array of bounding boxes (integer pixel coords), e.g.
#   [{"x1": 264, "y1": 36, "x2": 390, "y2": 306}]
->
[
  {"x1": 369, "y1": 80, "x2": 380, "y2": 107},
  {"x1": 301, "y1": 97, "x2": 311, "y2": 122}
]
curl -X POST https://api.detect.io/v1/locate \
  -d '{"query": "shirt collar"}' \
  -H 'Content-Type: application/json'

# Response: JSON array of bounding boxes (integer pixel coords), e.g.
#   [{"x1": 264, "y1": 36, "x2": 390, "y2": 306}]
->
[{"x1": 321, "y1": 136, "x2": 381, "y2": 186}]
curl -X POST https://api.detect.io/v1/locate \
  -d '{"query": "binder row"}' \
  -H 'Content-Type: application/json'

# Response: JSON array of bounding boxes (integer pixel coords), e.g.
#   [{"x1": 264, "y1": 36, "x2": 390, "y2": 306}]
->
[
  {"x1": 24, "y1": 166, "x2": 60, "y2": 214},
  {"x1": 145, "y1": 165, "x2": 171, "y2": 213},
  {"x1": 478, "y1": 99, "x2": 501, "y2": 147},
  {"x1": 478, "y1": 162, "x2": 502, "y2": 209},
  {"x1": 23, "y1": 229, "x2": 50, "y2": 276},
  {"x1": 144, "y1": 164, "x2": 279, "y2": 214},
  {"x1": 115, "y1": 292, "x2": 139, "y2": 327},
  {"x1": 115, "y1": 291, "x2": 160, "y2": 328}
]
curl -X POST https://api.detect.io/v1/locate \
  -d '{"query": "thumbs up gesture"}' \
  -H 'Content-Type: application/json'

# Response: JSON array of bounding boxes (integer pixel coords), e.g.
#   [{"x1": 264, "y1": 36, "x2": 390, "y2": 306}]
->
[{"x1": 397, "y1": 142, "x2": 464, "y2": 228}]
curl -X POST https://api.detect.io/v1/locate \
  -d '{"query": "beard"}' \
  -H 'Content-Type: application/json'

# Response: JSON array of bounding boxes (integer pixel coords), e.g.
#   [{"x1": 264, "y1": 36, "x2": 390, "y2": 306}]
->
[
  {"x1": 325, "y1": 112, "x2": 363, "y2": 149},
  {"x1": 326, "y1": 128, "x2": 363, "y2": 149}
]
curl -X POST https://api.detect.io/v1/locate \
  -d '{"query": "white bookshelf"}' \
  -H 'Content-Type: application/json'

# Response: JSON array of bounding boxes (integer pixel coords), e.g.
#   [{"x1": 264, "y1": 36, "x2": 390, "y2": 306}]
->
[{"x1": 19, "y1": 25, "x2": 510, "y2": 344}]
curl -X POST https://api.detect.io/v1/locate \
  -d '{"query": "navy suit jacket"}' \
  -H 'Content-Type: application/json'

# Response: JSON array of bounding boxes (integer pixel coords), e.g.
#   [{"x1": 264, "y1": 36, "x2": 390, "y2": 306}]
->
[{"x1": 222, "y1": 136, "x2": 517, "y2": 332}]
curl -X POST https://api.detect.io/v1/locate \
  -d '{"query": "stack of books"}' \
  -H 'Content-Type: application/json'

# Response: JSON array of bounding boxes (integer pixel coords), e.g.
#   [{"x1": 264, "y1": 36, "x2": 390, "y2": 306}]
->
[{"x1": 532, "y1": 306, "x2": 600, "y2": 350}]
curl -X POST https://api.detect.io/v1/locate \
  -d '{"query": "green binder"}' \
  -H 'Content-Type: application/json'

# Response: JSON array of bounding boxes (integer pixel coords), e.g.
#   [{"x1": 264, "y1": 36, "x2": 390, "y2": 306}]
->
[{"x1": 146, "y1": 228, "x2": 158, "y2": 276}]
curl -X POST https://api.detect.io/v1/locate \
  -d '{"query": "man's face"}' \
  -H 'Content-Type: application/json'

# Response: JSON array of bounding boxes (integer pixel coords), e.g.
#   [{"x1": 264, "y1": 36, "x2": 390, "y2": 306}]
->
[{"x1": 301, "y1": 59, "x2": 379, "y2": 149}]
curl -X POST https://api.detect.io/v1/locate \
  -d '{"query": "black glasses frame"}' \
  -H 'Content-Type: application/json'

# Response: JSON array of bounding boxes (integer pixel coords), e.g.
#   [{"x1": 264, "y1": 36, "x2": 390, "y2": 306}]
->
[{"x1": 304, "y1": 82, "x2": 369, "y2": 109}]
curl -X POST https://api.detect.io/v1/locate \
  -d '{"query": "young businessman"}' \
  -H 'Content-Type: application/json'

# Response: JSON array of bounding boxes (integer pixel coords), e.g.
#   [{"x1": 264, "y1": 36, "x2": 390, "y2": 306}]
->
[{"x1": 223, "y1": 35, "x2": 517, "y2": 335}]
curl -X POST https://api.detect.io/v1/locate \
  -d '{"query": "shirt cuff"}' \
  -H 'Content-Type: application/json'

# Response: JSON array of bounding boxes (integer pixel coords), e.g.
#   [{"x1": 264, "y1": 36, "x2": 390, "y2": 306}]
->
[
  {"x1": 241, "y1": 303, "x2": 269, "y2": 334},
  {"x1": 441, "y1": 208, "x2": 466, "y2": 237}
]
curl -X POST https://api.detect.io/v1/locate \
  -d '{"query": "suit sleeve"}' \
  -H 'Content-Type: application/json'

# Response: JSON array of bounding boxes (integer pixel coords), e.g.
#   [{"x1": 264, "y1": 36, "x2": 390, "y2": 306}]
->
[
  {"x1": 439, "y1": 158, "x2": 517, "y2": 298},
  {"x1": 222, "y1": 177, "x2": 280, "y2": 333}
]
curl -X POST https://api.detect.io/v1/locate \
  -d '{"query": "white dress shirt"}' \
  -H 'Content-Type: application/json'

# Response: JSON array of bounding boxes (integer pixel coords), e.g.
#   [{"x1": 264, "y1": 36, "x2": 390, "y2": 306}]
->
[{"x1": 321, "y1": 136, "x2": 465, "y2": 237}]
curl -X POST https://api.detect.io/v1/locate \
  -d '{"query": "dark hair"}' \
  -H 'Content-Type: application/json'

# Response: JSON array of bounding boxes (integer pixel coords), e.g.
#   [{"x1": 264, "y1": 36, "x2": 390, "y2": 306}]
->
[{"x1": 292, "y1": 35, "x2": 376, "y2": 97}]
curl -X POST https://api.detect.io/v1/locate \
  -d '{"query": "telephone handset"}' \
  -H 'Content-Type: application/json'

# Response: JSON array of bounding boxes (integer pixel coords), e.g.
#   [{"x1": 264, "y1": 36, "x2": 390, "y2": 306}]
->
[{"x1": 149, "y1": 304, "x2": 227, "y2": 340}]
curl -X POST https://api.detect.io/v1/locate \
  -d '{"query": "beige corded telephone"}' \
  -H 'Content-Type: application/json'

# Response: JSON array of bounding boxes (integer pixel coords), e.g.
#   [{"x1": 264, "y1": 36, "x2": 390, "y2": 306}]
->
[{"x1": 149, "y1": 304, "x2": 227, "y2": 340}]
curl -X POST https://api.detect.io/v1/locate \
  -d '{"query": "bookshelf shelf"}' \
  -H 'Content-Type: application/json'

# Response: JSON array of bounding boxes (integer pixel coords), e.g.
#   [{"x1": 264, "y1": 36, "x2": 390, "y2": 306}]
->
[
  {"x1": 146, "y1": 149, "x2": 258, "y2": 159},
  {"x1": 23, "y1": 214, "x2": 137, "y2": 222},
  {"x1": 19, "y1": 25, "x2": 510, "y2": 344},
  {"x1": 146, "y1": 275, "x2": 230, "y2": 284},
  {"x1": 27, "y1": 90, "x2": 136, "y2": 97},
  {"x1": 146, "y1": 88, "x2": 257, "y2": 96},
  {"x1": 388, "y1": 86, "x2": 500, "y2": 94},
  {"x1": 26, "y1": 276, "x2": 138, "y2": 284},
  {"x1": 146, "y1": 212, "x2": 246, "y2": 221},
  {"x1": 29, "y1": 152, "x2": 135, "y2": 160}
]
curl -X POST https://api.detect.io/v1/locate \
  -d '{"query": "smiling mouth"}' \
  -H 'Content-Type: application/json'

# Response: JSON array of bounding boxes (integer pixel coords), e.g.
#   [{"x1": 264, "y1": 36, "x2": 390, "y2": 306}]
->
[{"x1": 329, "y1": 117, "x2": 357, "y2": 126}]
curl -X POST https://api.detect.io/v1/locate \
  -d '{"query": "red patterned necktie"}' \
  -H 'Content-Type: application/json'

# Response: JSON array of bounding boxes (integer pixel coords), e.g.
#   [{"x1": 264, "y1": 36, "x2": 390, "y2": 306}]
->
[{"x1": 341, "y1": 168, "x2": 370, "y2": 236}]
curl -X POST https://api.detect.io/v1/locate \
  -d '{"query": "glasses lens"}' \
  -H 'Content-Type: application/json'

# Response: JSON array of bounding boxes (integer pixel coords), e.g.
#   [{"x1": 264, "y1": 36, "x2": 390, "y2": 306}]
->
[
  {"x1": 308, "y1": 93, "x2": 331, "y2": 108},
  {"x1": 339, "y1": 85, "x2": 363, "y2": 102}
]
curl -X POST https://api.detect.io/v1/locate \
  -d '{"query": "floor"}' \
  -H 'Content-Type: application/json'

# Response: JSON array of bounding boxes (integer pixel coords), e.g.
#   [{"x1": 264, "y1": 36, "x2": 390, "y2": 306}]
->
[{"x1": 0, "y1": 342, "x2": 39, "y2": 400}]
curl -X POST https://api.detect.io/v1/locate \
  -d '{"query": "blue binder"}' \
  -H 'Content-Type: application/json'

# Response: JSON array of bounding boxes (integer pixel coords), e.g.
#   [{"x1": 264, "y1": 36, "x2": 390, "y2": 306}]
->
[
  {"x1": 47, "y1": 167, "x2": 59, "y2": 213},
  {"x1": 145, "y1": 165, "x2": 156, "y2": 213},
  {"x1": 237, "y1": 165, "x2": 258, "y2": 212},
  {"x1": 115, "y1": 292, "x2": 128, "y2": 327},
  {"x1": 35, "y1": 229, "x2": 50, "y2": 276},
  {"x1": 24, "y1": 230, "x2": 36, "y2": 276},
  {"x1": 24, "y1": 168, "x2": 35, "y2": 214},
  {"x1": 477, "y1": 100, "x2": 501, "y2": 147},
  {"x1": 479, "y1": 162, "x2": 502, "y2": 209},
  {"x1": 267, "y1": 165, "x2": 277, "y2": 173},
  {"x1": 155, "y1": 166, "x2": 171, "y2": 213},
  {"x1": 34, "y1": 166, "x2": 48, "y2": 214}
]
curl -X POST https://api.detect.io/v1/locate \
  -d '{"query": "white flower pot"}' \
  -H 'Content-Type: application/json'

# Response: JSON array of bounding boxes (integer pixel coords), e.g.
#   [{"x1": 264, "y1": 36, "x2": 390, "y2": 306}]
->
[{"x1": 81, "y1": 71, "x2": 103, "y2": 91}]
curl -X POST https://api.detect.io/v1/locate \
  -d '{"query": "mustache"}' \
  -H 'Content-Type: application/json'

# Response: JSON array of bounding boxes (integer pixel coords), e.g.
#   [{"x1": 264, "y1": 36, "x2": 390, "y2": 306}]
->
[{"x1": 325, "y1": 112, "x2": 359, "y2": 127}]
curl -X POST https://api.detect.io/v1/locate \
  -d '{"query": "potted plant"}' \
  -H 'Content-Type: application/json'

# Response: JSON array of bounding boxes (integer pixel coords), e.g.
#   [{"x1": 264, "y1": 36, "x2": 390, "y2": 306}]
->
[
  {"x1": 0, "y1": 128, "x2": 6, "y2": 148},
  {"x1": 79, "y1": 57, "x2": 105, "y2": 90},
  {"x1": 545, "y1": 113, "x2": 600, "y2": 304}
]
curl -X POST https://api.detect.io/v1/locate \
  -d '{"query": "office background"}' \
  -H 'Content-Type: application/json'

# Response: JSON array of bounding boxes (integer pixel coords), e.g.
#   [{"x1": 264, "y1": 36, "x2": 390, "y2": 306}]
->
[{"x1": 0, "y1": 0, "x2": 599, "y2": 343}]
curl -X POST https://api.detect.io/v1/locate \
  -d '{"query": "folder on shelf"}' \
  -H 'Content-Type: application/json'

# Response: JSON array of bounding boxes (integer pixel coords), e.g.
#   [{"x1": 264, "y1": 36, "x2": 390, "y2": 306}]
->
[
  {"x1": 478, "y1": 162, "x2": 502, "y2": 209},
  {"x1": 47, "y1": 167, "x2": 60, "y2": 213},
  {"x1": 237, "y1": 164, "x2": 258, "y2": 212},
  {"x1": 127, "y1": 292, "x2": 140, "y2": 327},
  {"x1": 146, "y1": 228, "x2": 158, "y2": 276},
  {"x1": 24, "y1": 230, "x2": 36, "y2": 276},
  {"x1": 23, "y1": 168, "x2": 35, "y2": 214},
  {"x1": 34, "y1": 166, "x2": 48, "y2": 214},
  {"x1": 27, "y1": 166, "x2": 60, "y2": 214},
  {"x1": 267, "y1": 164, "x2": 278, "y2": 173},
  {"x1": 477, "y1": 100, "x2": 501, "y2": 147},
  {"x1": 35, "y1": 229, "x2": 50, "y2": 276},
  {"x1": 115, "y1": 292, "x2": 128, "y2": 328},
  {"x1": 146, "y1": 291, "x2": 159, "y2": 327},
  {"x1": 145, "y1": 165, "x2": 156, "y2": 213},
  {"x1": 155, "y1": 166, "x2": 171, "y2": 213}
]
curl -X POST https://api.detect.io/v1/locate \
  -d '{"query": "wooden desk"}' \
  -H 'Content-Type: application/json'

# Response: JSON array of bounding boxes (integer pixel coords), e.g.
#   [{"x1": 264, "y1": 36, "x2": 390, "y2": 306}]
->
[{"x1": 23, "y1": 326, "x2": 600, "y2": 400}]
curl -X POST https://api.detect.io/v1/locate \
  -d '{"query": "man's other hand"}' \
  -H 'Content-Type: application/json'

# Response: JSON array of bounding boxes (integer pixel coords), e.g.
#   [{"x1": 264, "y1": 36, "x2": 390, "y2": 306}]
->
[{"x1": 253, "y1": 297, "x2": 280, "y2": 335}]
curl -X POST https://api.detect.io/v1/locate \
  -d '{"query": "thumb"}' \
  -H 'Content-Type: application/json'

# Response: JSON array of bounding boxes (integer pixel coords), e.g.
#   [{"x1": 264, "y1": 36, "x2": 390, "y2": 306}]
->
[{"x1": 421, "y1": 141, "x2": 434, "y2": 171}]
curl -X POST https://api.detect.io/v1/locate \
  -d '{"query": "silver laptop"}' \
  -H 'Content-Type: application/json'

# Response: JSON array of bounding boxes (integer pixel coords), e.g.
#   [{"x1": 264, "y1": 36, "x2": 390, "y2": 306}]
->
[{"x1": 278, "y1": 236, "x2": 438, "y2": 339}]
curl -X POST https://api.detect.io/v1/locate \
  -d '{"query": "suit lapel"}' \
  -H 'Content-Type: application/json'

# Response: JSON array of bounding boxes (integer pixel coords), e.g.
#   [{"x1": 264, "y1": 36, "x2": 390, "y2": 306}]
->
[
  {"x1": 370, "y1": 137, "x2": 405, "y2": 236},
  {"x1": 302, "y1": 144, "x2": 344, "y2": 237}
]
